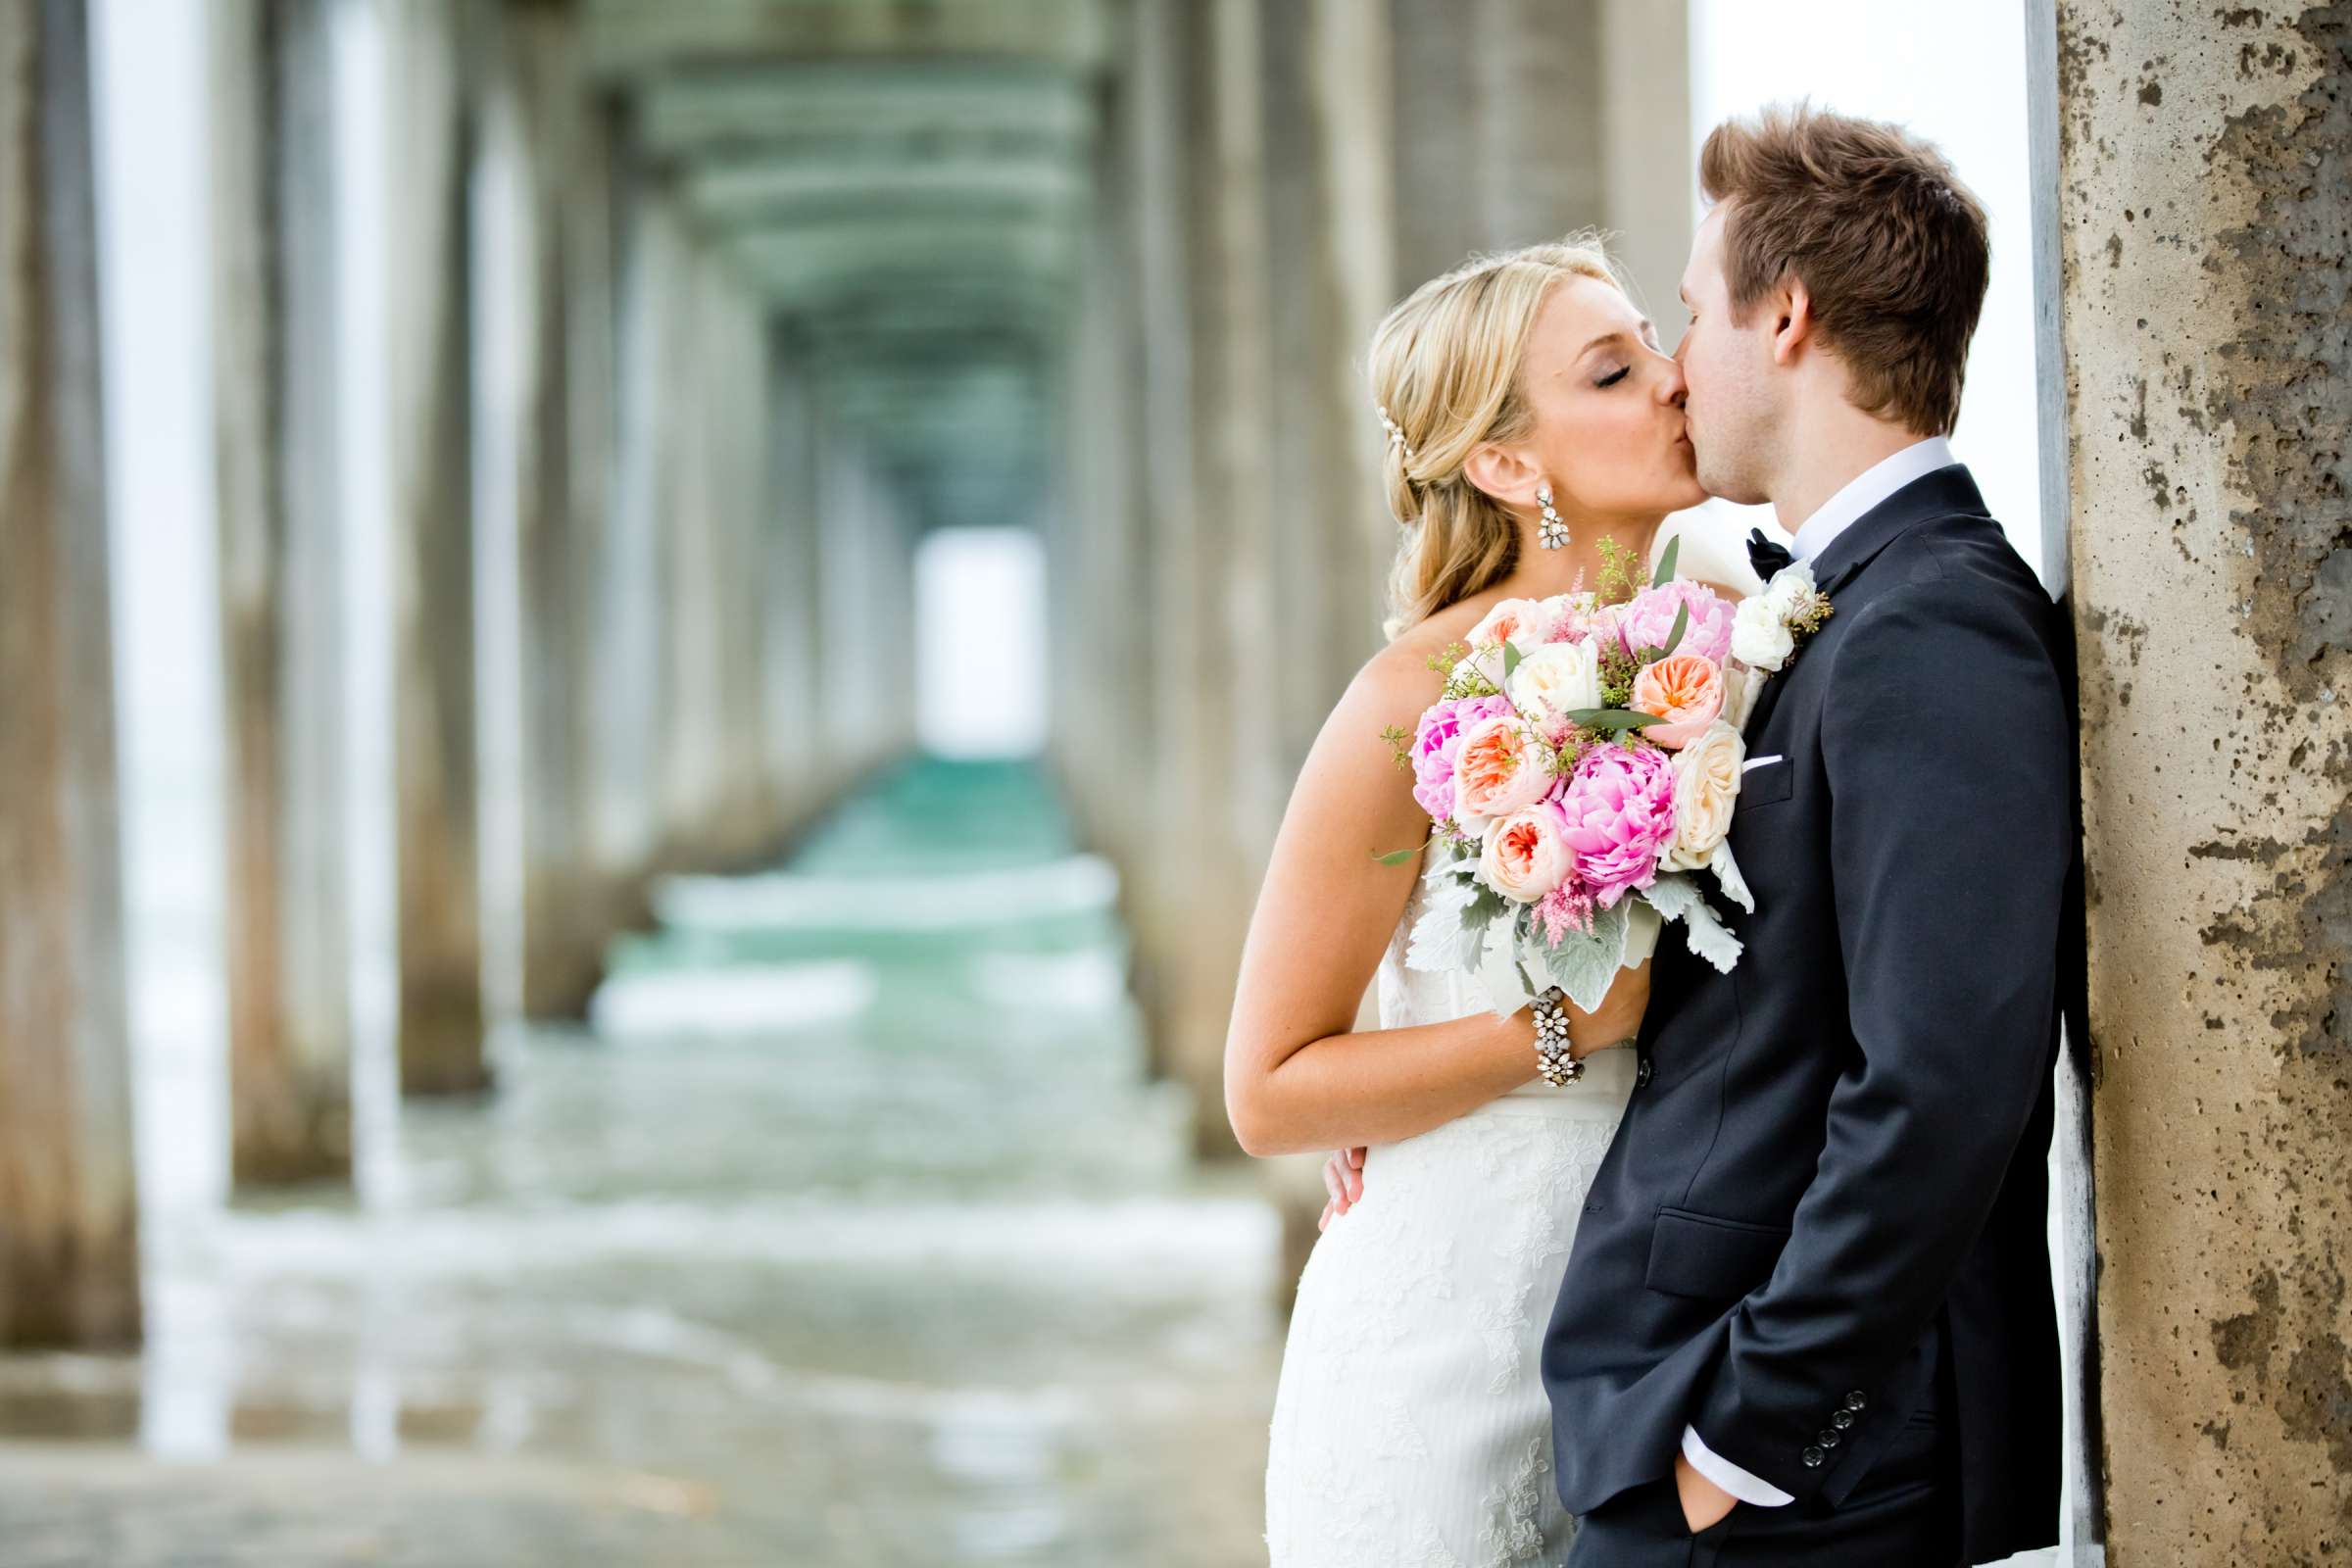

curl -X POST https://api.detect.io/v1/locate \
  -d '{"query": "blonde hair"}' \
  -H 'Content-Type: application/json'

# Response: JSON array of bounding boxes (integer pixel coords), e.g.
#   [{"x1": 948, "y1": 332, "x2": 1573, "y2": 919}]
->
[{"x1": 1371, "y1": 234, "x2": 1628, "y2": 640}]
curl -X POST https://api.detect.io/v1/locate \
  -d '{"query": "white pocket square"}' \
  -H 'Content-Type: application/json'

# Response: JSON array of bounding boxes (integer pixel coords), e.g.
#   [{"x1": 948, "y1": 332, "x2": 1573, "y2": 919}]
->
[{"x1": 1741, "y1": 754, "x2": 1785, "y2": 774}]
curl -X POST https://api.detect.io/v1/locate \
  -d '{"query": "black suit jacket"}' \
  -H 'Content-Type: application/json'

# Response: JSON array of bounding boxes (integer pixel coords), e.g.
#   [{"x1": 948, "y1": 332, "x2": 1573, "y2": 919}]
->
[{"x1": 1542, "y1": 466, "x2": 2072, "y2": 1564}]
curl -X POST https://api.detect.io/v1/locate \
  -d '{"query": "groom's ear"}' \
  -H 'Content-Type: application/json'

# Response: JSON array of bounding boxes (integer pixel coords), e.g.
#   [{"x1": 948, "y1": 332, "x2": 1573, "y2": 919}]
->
[
  {"x1": 1769, "y1": 277, "x2": 1816, "y2": 366},
  {"x1": 1462, "y1": 441, "x2": 1540, "y2": 509}
]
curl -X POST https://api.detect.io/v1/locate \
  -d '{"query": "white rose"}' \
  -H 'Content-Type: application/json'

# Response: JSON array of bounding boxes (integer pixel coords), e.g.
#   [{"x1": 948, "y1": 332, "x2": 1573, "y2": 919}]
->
[
  {"x1": 1505, "y1": 637, "x2": 1603, "y2": 719},
  {"x1": 1659, "y1": 720, "x2": 1745, "y2": 870},
  {"x1": 1731, "y1": 594, "x2": 1795, "y2": 671},
  {"x1": 1762, "y1": 560, "x2": 1816, "y2": 619}
]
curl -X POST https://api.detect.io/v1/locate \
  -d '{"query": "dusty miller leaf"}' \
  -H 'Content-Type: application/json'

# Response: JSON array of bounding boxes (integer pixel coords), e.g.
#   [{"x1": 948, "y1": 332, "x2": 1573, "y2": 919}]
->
[{"x1": 1642, "y1": 874, "x2": 1744, "y2": 973}]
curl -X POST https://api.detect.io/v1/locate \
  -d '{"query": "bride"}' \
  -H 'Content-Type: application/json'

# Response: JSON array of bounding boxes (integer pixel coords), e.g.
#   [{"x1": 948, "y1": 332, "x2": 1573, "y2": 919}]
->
[{"x1": 1226, "y1": 236, "x2": 1733, "y2": 1564}]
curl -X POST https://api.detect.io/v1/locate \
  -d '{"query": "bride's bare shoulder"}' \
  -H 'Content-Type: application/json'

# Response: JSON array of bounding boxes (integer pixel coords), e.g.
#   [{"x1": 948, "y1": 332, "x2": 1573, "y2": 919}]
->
[{"x1": 1344, "y1": 601, "x2": 1488, "y2": 716}]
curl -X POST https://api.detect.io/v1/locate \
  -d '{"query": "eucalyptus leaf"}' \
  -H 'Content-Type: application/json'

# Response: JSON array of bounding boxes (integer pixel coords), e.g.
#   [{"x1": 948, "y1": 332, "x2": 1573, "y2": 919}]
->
[
  {"x1": 1502, "y1": 641, "x2": 1522, "y2": 681},
  {"x1": 1566, "y1": 708, "x2": 1666, "y2": 733},
  {"x1": 1373, "y1": 846, "x2": 1421, "y2": 865},
  {"x1": 1660, "y1": 602, "x2": 1690, "y2": 659},
  {"x1": 1651, "y1": 534, "x2": 1682, "y2": 587}
]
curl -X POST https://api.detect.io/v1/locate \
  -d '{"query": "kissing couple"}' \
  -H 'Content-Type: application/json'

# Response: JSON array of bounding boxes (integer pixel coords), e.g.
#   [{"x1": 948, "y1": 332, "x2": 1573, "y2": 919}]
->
[{"x1": 1227, "y1": 103, "x2": 2074, "y2": 1566}]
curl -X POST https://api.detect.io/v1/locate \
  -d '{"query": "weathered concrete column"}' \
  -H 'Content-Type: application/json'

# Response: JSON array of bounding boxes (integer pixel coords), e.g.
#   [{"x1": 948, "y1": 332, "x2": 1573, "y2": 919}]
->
[
  {"x1": 386, "y1": 0, "x2": 488, "y2": 1095},
  {"x1": 0, "y1": 0, "x2": 140, "y2": 1348},
  {"x1": 1389, "y1": 0, "x2": 1603, "y2": 287},
  {"x1": 1596, "y1": 0, "x2": 1692, "y2": 332},
  {"x1": 1111, "y1": 0, "x2": 1205, "y2": 1124},
  {"x1": 1044, "y1": 87, "x2": 1147, "y2": 867},
  {"x1": 1128, "y1": 0, "x2": 1284, "y2": 1157},
  {"x1": 496, "y1": 0, "x2": 610, "y2": 1019},
  {"x1": 2052, "y1": 8, "x2": 2350, "y2": 1560},
  {"x1": 703, "y1": 267, "x2": 774, "y2": 861},
  {"x1": 594, "y1": 152, "x2": 676, "y2": 922},
  {"x1": 1254, "y1": 0, "x2": 1398, "y2": 769},
  {"x1": 209, "y1": 0, "x2": 353, "y2": 1182},
  {"x1": 763, "y1": 345, "x2": 830, "y2": 836}
]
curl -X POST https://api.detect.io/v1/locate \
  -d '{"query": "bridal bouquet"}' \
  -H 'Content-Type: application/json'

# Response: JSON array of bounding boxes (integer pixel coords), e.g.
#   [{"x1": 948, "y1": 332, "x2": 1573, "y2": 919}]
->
[{"x1": 1375, "y1": 539, "x2": 1828, "y2": 1018}]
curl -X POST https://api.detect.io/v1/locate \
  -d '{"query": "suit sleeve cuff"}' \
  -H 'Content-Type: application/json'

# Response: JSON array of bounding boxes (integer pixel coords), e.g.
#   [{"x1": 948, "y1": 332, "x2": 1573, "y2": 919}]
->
[{"x1": 1681, "y1": 1424, "x2": 1796, "y2": 1506}]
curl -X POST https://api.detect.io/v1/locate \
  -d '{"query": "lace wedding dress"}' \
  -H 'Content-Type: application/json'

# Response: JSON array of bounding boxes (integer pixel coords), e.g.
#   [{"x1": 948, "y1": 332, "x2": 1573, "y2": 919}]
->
[{"x1": 1262, "y1": 862, "x2": 1639, "y2": 1566}]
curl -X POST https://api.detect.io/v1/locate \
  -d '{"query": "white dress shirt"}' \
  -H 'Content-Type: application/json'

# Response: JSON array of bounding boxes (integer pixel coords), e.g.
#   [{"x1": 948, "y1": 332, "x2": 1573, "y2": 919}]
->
[
  {"x1": 1675, "y1": 434, "x2": 1957, "y2": 1511},
  {"x1": 1788, "y1": 436, "x2": 1958, "y2": 564}
]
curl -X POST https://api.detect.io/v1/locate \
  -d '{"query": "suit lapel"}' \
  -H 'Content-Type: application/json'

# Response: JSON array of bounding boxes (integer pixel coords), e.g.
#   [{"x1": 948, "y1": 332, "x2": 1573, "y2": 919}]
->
[{"x1": 1737, "y1": 464, "x2": 1986, "y2": 746}]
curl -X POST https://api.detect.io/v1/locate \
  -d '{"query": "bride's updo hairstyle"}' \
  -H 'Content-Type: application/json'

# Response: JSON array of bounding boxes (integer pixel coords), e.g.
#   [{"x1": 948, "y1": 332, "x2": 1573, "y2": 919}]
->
[{"x1": 1370, "y1": 235, "x2": 1627, "y2": 640}]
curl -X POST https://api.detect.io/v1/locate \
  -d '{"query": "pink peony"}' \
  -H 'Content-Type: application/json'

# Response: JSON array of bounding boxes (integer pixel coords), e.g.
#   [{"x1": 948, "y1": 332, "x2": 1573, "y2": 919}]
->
[
  {"x1": 1617, "y1": 579, "x2": 1736, "y2": 665},
  {"x1": 1410, "y1": 695, "x2": 1513, "y2": 819},
  {"x1": 1628, "y1": 653, "x2": 1728, "y2": 751},
  {"x1": 1555, "y1": 743, "x2": 1679, "y2": 908}
]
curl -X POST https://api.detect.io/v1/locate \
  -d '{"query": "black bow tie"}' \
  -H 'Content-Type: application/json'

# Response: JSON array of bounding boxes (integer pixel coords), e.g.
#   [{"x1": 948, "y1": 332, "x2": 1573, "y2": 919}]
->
[{"x1": 1746, "y1": 527, "x2": 1795, "y2": 582}]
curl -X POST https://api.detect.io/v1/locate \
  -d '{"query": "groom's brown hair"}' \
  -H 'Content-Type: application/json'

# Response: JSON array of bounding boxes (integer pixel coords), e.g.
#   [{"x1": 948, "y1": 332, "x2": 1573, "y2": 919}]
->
[{"x1": 1698, "y1": 102, "x2": 1989, "y2": 438}]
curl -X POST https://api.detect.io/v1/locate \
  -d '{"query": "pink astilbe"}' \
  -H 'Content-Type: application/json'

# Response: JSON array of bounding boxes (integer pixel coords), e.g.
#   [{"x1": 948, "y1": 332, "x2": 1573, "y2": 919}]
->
[{"x1": 1537, "y1": 879, "x2": 1598, "y2": 945}]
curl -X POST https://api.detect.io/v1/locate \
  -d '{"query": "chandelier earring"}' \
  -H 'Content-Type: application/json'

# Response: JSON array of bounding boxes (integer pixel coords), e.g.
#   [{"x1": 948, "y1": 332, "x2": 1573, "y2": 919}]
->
[{"x1": 1536, "y1": 484, "x2": 1570, "y2": 550}]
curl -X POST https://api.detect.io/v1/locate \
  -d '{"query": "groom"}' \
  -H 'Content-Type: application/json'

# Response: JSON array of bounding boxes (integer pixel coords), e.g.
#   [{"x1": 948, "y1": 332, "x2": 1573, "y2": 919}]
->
[{"x1": 1544, "y1": 107, "x2": 2073, "y2": 1564}]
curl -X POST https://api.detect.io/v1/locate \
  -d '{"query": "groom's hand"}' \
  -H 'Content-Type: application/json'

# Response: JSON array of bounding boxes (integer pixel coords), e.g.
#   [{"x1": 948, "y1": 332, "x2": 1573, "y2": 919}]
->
[
  {"x1": 1672, "y1": 1453, "x2": 1740, "y2": 1534},
  {"x1": 1317, "y1": 1147, "x2": 1366, "y2": 1231}
]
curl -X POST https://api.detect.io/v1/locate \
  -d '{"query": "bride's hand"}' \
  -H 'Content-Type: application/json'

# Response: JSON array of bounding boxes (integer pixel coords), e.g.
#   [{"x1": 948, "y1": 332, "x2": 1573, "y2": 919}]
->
[
  {"x1": 1317, "y1": 1146, "x2": 1366, "y2": 1231},
  {"x1": 1567, "y1": 957, "x2": 1652, "y2": 1059}
]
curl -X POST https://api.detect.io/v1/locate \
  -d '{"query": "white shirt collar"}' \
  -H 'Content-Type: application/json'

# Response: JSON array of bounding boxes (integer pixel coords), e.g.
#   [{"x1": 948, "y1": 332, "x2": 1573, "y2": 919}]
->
[{"x1": 1788, "y1": 436, "x2": 1958, "y2": 563}]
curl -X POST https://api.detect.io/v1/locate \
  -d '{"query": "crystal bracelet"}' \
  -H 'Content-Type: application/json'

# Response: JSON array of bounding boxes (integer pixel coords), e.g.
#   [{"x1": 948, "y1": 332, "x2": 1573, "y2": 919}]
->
[{"x1": 1532, "y1": 985, "x2": 1582, "y2": 1086}]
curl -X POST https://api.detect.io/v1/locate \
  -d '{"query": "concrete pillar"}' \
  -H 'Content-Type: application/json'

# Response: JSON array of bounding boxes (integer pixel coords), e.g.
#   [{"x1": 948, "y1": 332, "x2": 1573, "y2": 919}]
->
[
  {"x1": 595, "y1": 144, "x2": 673, "y2": 918},
  {"x1": 385, "y1": 0, "x2": 488, "y2": 1095},
  {"x1": 764, "y1": 345, "x2": 829, "y2": 835},
  {"x1": 1114, "y1": 0, "x2": 1203, "y2": 1115},
  {"x1": 489, "y1": 0, "x2": 613, "y2": 1020},
  {"x1": 0, "y1": 0, "x2": 140, "y2": 1348},
  {"x1": 1388, "y1": 0, "x2": 1603, "y2": 287},
  {"x1": 707, "y1": 270, "x2": 774, "y2": 859},
  {"x1": 1597, "y1": 0, "x2": 1693, "y2": 333},
  {"x1": 1304, "y1": 0, "x2": 1399, "y2": 675},
  {"x1": 1121, "y1": 0, "x2": 1286, "y2": 1156},
  {"x1": 2050, "y1": 8, "x2": 2350, "y2": 1560},
  {"x1": 209, "y1": 0, "x2": 353, "y2": 1182},
  {"x1": 1051, "y1": 84, "x2": 1151, "y2": 868}
]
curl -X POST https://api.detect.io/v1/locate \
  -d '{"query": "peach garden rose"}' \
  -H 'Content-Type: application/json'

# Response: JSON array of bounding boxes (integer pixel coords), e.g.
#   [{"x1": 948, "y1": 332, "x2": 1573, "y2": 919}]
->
[
  {"x1": 1628, "y1": 653, "x2": 1727, "y2": 751},
  {"x1": 1450, "y1": 714, "x2": 1551, "y2": 833}
]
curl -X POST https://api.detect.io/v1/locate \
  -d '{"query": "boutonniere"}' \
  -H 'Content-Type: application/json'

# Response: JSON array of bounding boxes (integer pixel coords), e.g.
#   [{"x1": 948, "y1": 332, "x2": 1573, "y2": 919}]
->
[{"x1": 1730, "y1": 560, "x2": 1834, "y2": 676}]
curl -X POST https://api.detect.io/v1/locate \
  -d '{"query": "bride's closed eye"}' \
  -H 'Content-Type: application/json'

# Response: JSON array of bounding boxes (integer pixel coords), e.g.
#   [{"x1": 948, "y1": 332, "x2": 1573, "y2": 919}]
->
[{"x1": 1595, "y1": 366, "x2": 1631, "y2": 388}]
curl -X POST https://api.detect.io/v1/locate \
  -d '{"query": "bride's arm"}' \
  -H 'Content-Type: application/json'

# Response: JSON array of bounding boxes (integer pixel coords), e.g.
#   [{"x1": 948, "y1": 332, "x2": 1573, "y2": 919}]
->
[{"x1": 1221, "y1": 645, "x2": 1646, "y2": 1158}]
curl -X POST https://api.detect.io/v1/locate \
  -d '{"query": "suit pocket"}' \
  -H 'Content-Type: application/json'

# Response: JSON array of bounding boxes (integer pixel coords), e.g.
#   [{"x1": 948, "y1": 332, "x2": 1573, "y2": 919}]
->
[
  {"x1": 1736, "y1": 757, "x2": 1794, "y2": 808},
  {"x1": 1643, "y1": 1205, "x2": 1791, "y2": 1301}
]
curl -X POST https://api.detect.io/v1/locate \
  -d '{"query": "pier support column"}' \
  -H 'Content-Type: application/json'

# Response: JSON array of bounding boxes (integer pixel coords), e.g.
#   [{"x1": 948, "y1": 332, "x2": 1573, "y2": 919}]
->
[
  {"x1": 2051, "y1": 5, "x2": 2351, "y2": 1558},
  {"x1": 387, "y1": 0, "x2": 489, "y2": 1095},
  {"x1": 0, "y1": 0, "x2": 140, "y2": 1348},
  {"x1": 210, "y1": 0, "x2": 354, "y2": 1180}
]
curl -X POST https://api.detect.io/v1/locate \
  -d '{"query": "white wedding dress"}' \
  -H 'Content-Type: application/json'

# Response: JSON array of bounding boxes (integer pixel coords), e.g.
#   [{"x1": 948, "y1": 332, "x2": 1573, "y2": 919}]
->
[{"x1": 1262, "y1": 863, "x2": 1639, "y2": 1566}]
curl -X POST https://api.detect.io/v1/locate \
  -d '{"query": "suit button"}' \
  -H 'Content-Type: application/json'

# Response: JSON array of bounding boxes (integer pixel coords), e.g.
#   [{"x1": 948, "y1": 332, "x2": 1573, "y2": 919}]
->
[
  {"x1": 1831, "y1": 1409, "x2": 1854, "y2": 1430},
  {"x1": 1816, "y1": 1429, "x2": 1840, "y2": 1447},
  {"x1": 1635, "y1": 1056, "x2": 1653, "y2": 1087},
  {"x1": 1841, "y1": 1391, "x2": 1867, "y2": 1411},
  {"x1": 1801, "y1": 1446, "x2": 1826, "y2": 1467}
]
